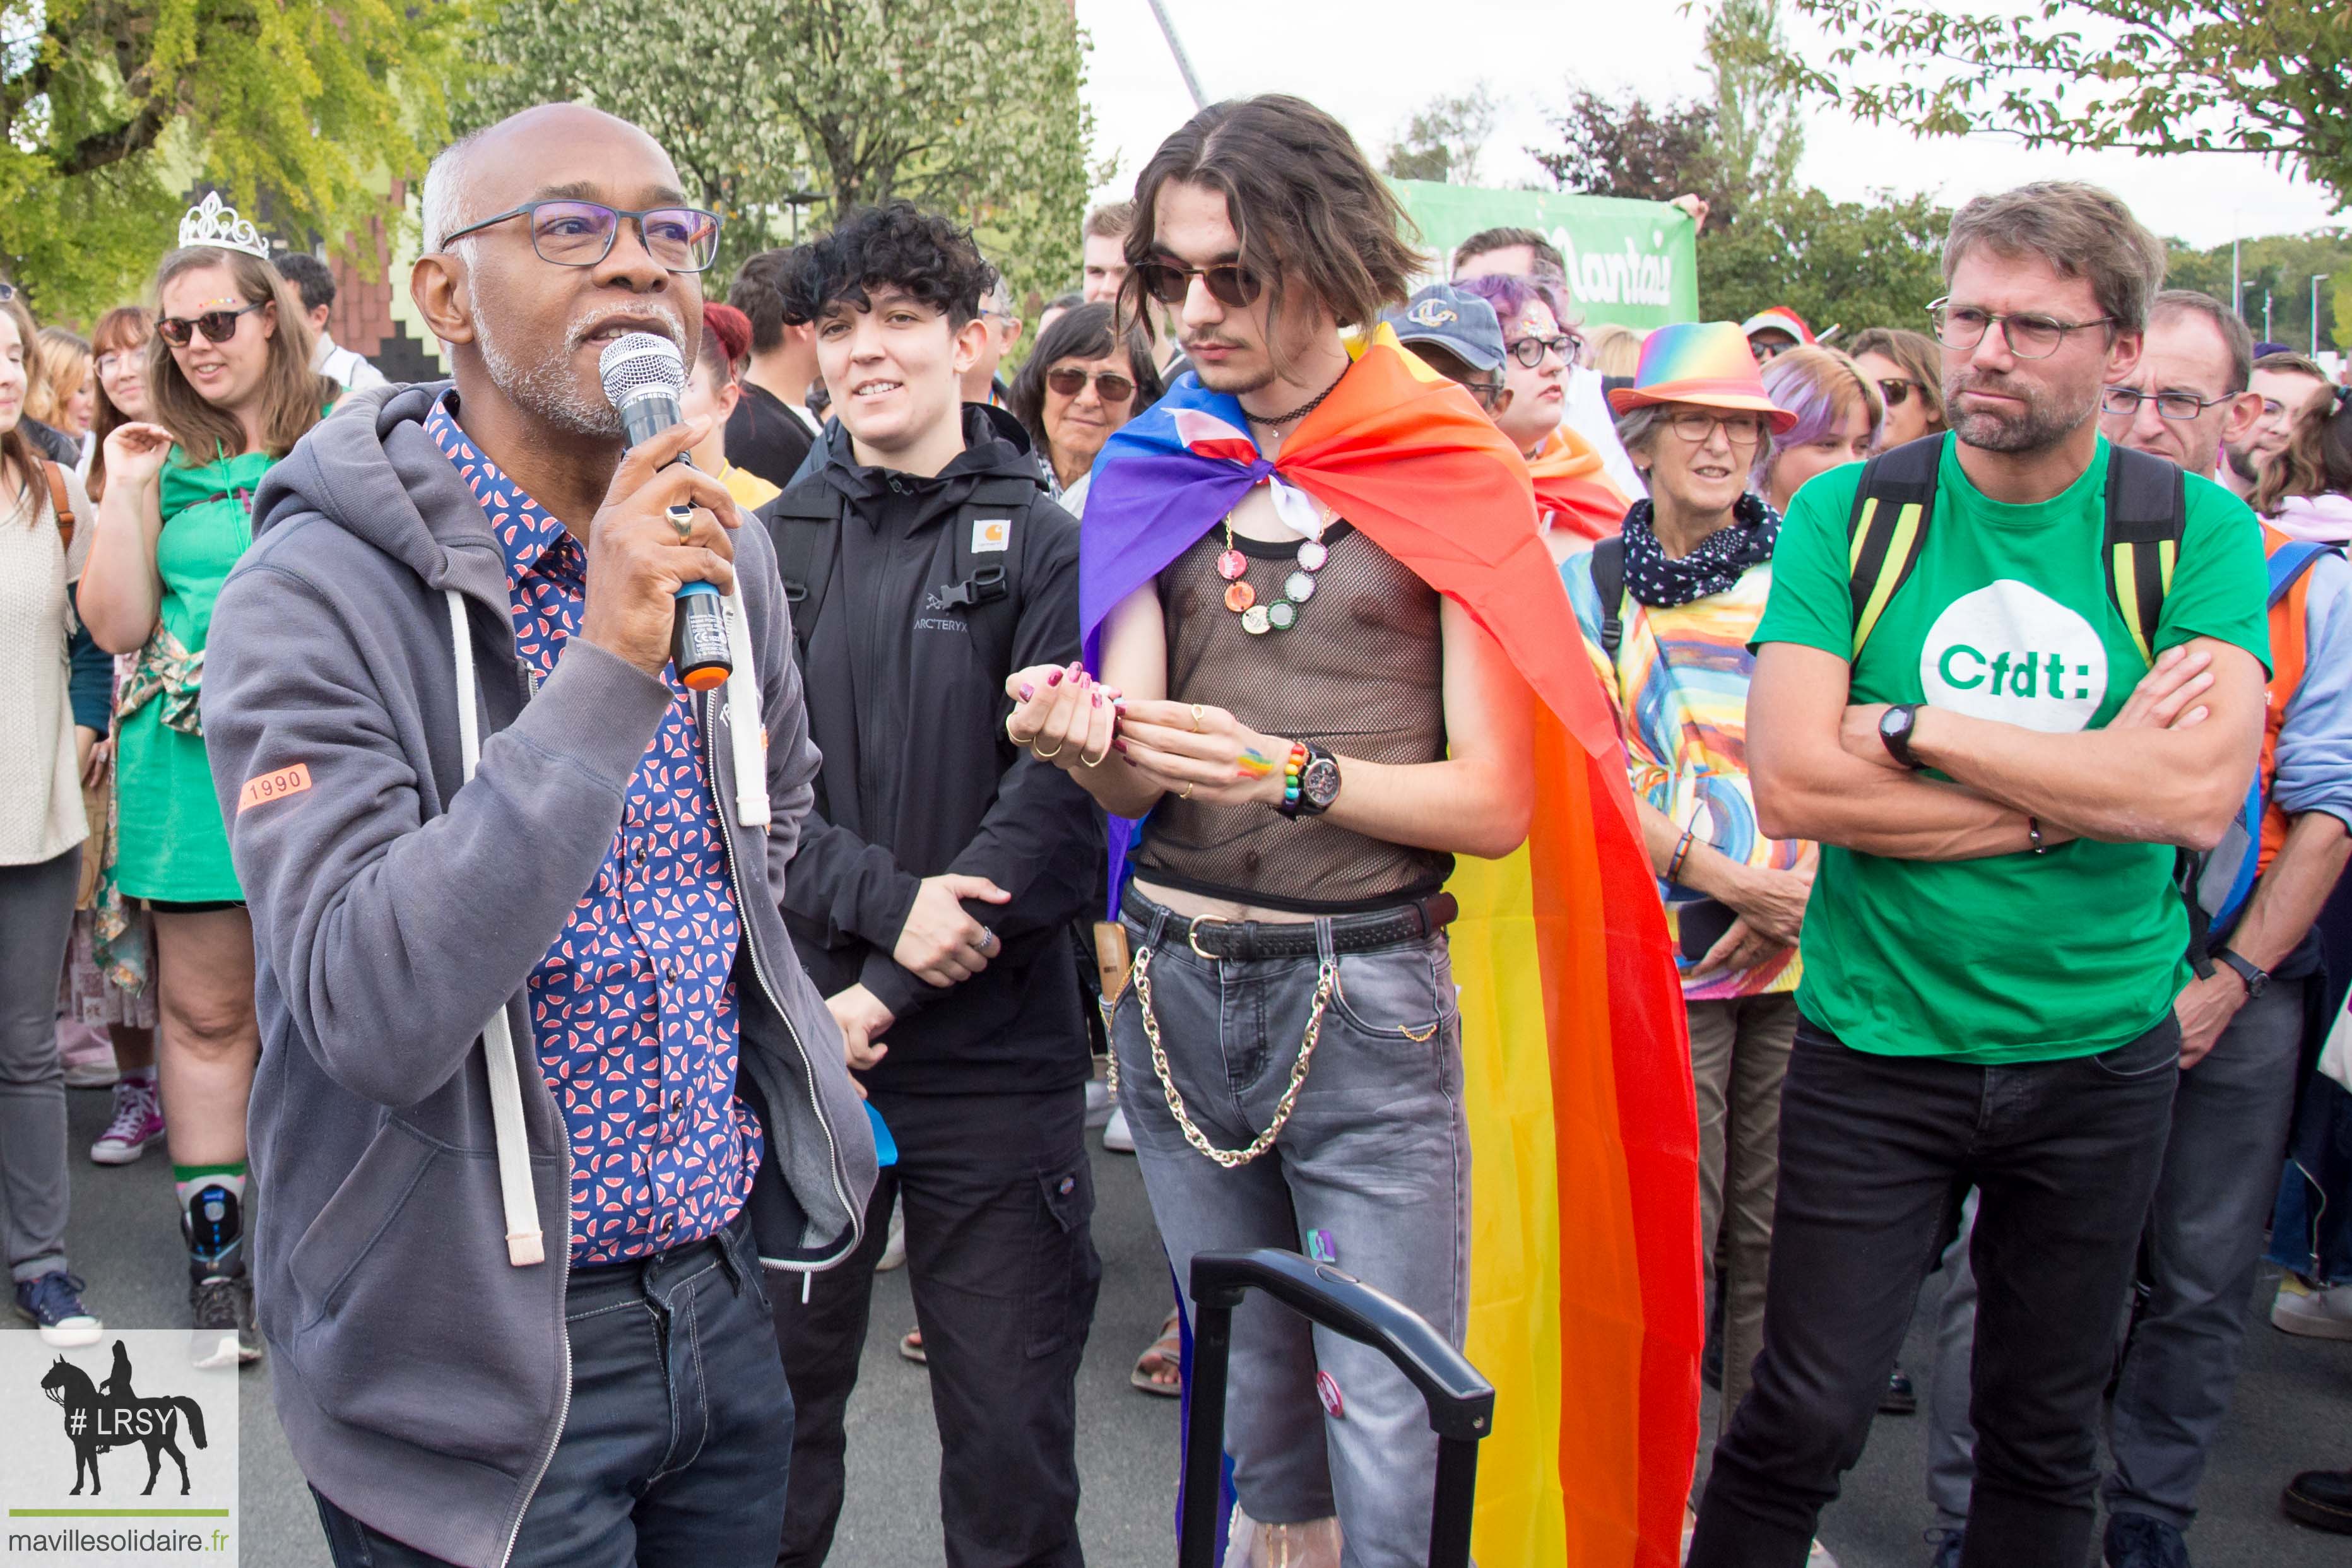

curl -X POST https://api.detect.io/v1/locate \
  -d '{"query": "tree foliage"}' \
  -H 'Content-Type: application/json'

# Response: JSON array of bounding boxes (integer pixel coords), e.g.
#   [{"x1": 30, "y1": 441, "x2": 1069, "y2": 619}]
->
[
  {"x1": 1382, "y1": 84, "x2": 1501, "y2": 187},
  {"x1": 1776, "y1": 0, "x2": 2352, "y2": 211},
  {"x1": 1698, "y1": 186, "x2": 1952, "y2": 333},
  {"x1": 1529, "y1": 88, "x2": 1722, "y2": 208},
  {"x1": 459, "y1": 0, "x2": 1091, "y2": 306},
  {"x1": 2163, "y1": 228, "x2": 2351, "y2": 353},
  {"x1": 1704, "y1": 0, "x2": 1804, "y2": 213},
  {"x1": 0, "y1": 0, "x2": 463, "y2": 317}
]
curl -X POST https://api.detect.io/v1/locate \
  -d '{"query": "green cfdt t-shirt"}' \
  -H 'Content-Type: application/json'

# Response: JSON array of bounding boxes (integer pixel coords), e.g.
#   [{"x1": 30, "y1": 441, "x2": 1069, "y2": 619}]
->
[{"x1": 1753, "y1": 435, "x2": 2269, "y2": 1063}]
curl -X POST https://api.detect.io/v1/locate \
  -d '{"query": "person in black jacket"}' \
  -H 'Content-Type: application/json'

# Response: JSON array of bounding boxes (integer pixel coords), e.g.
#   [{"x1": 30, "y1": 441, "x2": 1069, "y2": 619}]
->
[{"x1": 759, "y1": 200, "x2": 1102, "y2": 1568}]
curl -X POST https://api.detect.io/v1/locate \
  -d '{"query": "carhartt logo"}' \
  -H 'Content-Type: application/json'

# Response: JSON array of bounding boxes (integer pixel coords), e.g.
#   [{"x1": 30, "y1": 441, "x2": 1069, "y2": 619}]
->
[
  {"x1": 1919, "y1": 580, "x2": 2107, "y2": 733},
  {"x1": 38, "y1": 1341, "x2": 208, "y2": 1495},
  {"x1": 970, "y1": 517, "x2": 1010, "y2": 554},
  {"x1": 237, "y1": 762, "x2": 312, "y2": 813}
]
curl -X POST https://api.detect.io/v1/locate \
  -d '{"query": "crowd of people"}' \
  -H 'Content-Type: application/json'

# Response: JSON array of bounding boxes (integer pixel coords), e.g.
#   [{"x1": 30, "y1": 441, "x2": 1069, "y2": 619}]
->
[{"x1": 4, "y1": 85, "x2": 2352, "y2": 1568}]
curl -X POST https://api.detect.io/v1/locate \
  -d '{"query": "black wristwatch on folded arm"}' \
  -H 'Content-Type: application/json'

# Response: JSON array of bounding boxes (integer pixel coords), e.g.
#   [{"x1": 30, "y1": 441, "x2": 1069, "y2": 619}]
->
[{"x1": 1878, "y1": 703, "x2": 1926, "y2": 770}]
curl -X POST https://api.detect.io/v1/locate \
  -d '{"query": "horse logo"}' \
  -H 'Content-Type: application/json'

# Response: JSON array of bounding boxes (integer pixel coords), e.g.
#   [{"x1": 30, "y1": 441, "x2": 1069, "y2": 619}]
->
[{"x1": 38, "y1": 1340, "x2": 208, "y2": 1495}]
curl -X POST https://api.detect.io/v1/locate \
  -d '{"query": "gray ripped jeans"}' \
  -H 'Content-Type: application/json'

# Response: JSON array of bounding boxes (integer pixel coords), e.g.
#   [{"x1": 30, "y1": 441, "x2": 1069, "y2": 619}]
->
[{"x1": 1112, "y1": 890, "x2": 1470, "y2": 1568}]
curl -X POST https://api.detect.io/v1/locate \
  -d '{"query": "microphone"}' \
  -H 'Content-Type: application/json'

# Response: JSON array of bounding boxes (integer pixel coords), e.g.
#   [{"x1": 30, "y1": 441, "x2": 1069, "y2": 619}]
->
[{"x1": 598, "y1": 331, "x2": 732, "y2": 692}]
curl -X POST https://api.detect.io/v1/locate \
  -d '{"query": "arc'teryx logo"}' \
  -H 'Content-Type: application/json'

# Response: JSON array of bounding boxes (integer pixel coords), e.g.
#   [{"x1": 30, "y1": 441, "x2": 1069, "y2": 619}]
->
[{"x1": 37, "y1": 1339, "x2": 210, "y2": 1495}]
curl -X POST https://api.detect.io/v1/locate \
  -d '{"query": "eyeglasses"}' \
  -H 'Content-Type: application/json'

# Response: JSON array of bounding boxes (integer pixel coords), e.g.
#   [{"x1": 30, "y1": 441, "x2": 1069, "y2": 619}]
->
[
  {"x1": 2101, "y1": 386, "x2": 2234, "y2": 422},
  {"x1": 439, "y1": 200, "x2": 723, "y2": 273},
  {"x1": 1137, "y1": 259, "x2": 1263, "y2": 310},
  {"x1": 0, "y1": 283, "x2": 16, "y2": 303},
  {"x1": 157, "y1": 302, "x2": 266, "y2": 348},
  {"x1": 1928, "y1": 297, "x2": 2115, "y2": 360},
  {"x1": 96, "y1": 351, "x2": 142, "y2": 377},
  {"x1": 1876, "y1": 377, "x2": 1922, "y2": 408},
  {"x1": 1045, "y1": 367, "x2": 1136, "y2": 403},
  {"x1": 1507, "y1": 333, "x2": 1578, "y2": 369},
  {"x1": 1462, "y1": 379, "x2": 1506, "y2": 411},
  {"x1": 1664, "y1": 410, "x2": 1768, "y2": 448}
]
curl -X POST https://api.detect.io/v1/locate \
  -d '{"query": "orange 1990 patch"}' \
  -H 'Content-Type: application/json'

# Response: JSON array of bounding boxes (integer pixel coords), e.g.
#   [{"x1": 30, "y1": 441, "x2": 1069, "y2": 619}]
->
[{"x1": 238, "y1": 763, "x2": 313, "y2": 813}]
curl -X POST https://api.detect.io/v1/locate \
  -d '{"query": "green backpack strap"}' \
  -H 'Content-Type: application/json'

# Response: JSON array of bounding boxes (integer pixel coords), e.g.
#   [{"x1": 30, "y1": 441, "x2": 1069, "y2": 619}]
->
[
  {"x1": 1845, "y1": 435, "x2": 1944, "y2": 657},
  {"x1": 2101, "y1": 444, "x2": 2188, "y2": 666}
]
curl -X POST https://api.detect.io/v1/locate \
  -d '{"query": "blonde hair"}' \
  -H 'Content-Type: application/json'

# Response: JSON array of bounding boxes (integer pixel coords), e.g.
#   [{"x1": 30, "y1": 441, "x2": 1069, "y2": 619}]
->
[
  {"x1": 27, "y1": 327, "x2": 90, "y2": 429},
  {"x1": 86, "y1": 305, "x2": 155, "y2": 500},
  {"x1": 1586, "y1": 322, "x2": 1642, "y2": 379},
  {"x1": 146, "y1": 246, "x2": 332, "y2": 461}
]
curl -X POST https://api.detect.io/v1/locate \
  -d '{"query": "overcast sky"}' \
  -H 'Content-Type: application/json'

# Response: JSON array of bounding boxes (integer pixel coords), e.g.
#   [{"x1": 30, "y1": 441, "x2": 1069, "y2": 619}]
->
[{"x1": 1074, "y1": 0, "x2": 2340, "y2": 252}]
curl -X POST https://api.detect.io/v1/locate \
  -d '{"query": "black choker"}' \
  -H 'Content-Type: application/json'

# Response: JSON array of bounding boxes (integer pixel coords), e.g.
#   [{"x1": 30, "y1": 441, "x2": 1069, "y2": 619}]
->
[{"x1": 1244, "y1": 372, "x2": 1345, "y2": 427}]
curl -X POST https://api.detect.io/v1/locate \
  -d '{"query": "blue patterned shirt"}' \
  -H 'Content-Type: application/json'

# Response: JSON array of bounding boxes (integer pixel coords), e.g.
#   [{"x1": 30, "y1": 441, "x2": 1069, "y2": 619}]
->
[{"x1": 427, "y1": 394, "x2": 760, "y2": 1265}]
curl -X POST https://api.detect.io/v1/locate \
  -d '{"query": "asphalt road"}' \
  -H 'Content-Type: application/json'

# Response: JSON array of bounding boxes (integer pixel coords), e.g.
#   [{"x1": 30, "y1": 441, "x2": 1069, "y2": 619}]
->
[{"x1": 15, "y1": 1081, "x2": 2351, "y2": 1567}]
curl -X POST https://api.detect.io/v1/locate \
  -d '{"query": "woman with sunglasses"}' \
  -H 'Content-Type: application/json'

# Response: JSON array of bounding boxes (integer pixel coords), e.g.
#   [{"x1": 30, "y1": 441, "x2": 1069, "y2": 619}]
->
[
  {"x1": 1848, "y1": 326, "x2": 1949, "y2": 451},
  {"x1": 1758, "y1": 346, "x2": 1886, "y2": 516},
  {"x1": 77, "y1": 222, "x2": 334, "y2": 1369},
  {"x1": 1455, "y1": 269, "x2": 1647, "y2": 500},
  {"x1": 1007, "y1": 301, "x2": 1165, "y2": 510}
]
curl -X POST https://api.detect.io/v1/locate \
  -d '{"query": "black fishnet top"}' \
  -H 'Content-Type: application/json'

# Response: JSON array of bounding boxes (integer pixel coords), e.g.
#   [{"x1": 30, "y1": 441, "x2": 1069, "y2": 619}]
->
[{"x1": 1132, "y1": 519, "x2": 1451, "y2": 914}]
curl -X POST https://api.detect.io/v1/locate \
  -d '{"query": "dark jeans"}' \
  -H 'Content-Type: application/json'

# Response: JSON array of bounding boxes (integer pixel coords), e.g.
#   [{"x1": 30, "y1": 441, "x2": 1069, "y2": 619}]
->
[
  {"x1": 770, "y1": 1085, "x2": 1098, "y2": 1568},
  {"x1": 1688, "y1": 1015, "x2": 2181, "y2": 1568},
  {"x1": 313, "y1": 1214, "x2": 793, "y2": 1568}
]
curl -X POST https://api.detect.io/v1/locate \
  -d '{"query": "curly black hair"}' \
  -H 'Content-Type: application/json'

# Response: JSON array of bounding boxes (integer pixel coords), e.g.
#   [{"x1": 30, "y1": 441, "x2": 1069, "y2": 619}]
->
[{"x1": 779, "y1": 200, "x2": 994, "y2": 329}]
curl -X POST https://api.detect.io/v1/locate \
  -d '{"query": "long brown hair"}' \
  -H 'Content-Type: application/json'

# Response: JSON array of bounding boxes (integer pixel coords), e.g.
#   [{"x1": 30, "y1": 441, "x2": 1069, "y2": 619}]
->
[
  {"x1": 146, "y1": 246, "x2": 331, "y2": 462},
  {"x1": 2251, "y1": 386, "x2": 2352, "y2": 517},
  {"x1": 1121, "y1": 95, "x2": 1422, "y2": 361},
  {"x1": 0, "y1": 296, "x2": 46, "y2": 525},
  {"x1": 85, "y1": 305, "x2": 153, "y2": 501}
]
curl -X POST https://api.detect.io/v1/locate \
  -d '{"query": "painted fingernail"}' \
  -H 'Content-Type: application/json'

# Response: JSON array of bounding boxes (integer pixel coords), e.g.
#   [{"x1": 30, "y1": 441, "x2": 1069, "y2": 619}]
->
[
  {"x1": 1017, "y1": 683, "x2": 1035, "y2": 701},
  {"x1": 1046, "y1": 669, "x2": 1063, "y2": 687},
  {"x1": 1092, "y1": 692, "x2": 1102, "y2": 708},
  {"x1": 1112, "y1": 737, "x2": 1128, "y2": 753}
]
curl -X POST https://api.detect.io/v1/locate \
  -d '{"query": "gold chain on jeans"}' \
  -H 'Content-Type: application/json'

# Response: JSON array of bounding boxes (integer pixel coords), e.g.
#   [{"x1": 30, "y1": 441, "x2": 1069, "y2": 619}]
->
[{"x1": 1128, "y1": 943, "x2": 1338, "y2": 1169}]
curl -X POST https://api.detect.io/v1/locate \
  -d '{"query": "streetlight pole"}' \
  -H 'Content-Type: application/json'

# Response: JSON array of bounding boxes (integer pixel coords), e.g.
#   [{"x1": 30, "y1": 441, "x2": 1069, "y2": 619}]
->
[
  {"x1": 2317, "y1": 274, "x2": 2330, "y2": 357},
  {"x1": 2265, "y1": 290, "x2": 2273, "y2": 343}
]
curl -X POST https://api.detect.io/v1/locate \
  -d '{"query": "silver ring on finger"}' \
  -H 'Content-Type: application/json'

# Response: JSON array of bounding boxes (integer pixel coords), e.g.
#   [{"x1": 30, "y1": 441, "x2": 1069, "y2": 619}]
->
[{"x1": 979, "y1": 926, "x2": 998, "y2": 954}]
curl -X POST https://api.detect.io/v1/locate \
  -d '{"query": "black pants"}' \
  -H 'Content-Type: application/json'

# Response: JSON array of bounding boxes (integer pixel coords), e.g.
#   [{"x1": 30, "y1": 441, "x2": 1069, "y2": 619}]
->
[
  {"x1": 314, "y1": 1214, "x2": 793, "y2": 1568},
  {"x1": 1688, "y1": 1015, "x2": 2181, "y2": 1568},
  {"x1": 771, "y1": 1085, "x2": 1099, "y2": 1568}
]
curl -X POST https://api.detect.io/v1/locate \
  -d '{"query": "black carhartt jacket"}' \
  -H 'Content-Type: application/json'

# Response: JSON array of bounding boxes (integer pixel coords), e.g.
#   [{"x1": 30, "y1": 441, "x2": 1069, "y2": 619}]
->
[{"x1": 762, "y1": 404, "x2": 1100, "y2": 1095}]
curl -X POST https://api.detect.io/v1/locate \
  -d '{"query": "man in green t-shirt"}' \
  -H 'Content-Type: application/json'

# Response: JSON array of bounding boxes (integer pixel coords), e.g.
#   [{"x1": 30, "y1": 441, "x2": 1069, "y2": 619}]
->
[{"x1": 1686, "y1": 182, "x2": 2271, "y2": 1568}]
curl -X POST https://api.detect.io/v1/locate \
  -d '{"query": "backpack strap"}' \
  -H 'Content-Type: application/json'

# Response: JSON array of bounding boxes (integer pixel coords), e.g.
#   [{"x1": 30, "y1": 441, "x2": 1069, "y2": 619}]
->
[
  {"x1": 2100, "y1": 445, "x2": 2187, "y2": 666},
  {"x1": 1844, "y1": 435, "x2": 1942, "y2": 657},
  {"x1": 1591, "y1": 533, "x2": 1628, "y2": 657},
  {"x1": 42, "y1": 460, "x2": 73, "y2": 555},
  {"x1": 760, "y1": 475, "x2": 844, "y2": 670},
  {"x1": 942, "y1": 476, "x2": 1032, "y2": 683}
]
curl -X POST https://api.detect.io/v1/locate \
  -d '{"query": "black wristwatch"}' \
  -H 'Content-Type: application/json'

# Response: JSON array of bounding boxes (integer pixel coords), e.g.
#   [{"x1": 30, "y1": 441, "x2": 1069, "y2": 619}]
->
[
  {"x1": 1280, "y1": 743, "x2": 1343, "y2": 818},
  {"x1": 2214, "y1": 947, "x2": 2270, "y2": 999},
  {"x1": 1878, "y1": 703, "x2": 1927, "y2": 770}
]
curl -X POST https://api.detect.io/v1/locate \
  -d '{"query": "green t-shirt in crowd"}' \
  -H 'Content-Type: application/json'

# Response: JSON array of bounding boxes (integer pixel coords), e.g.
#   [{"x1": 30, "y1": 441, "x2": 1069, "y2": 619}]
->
[{"x1": 1752, "y1": 434, "x2": 2270, "y2": 1064}]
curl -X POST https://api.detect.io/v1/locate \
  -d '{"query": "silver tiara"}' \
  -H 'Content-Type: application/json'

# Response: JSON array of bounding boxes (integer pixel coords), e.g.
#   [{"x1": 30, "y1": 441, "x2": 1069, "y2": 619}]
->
[{"x1": 178, "y1": 192, "x2": 271, "y2": 260}]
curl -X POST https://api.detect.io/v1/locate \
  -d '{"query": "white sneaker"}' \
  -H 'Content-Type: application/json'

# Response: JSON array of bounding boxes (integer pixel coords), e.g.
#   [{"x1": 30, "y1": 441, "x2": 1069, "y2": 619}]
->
[
  {"x1": 874, "y1": 1197, "x2": 907, "y2": 1273},
  {"x1": 1084, "y1": 1078, "x2": 1114, "y2": 1129},
  {"x1": 1102, "y1": 1106, "x2": 1135, "y2": 1153},
  {"x1": 2272, "y1": 1274, "x2": 2352, "y2": 1340}
]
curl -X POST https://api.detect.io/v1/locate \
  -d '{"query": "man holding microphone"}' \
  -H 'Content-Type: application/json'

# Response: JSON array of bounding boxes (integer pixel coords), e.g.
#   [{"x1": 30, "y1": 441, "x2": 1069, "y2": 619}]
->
[{"x1": 201, "y1": 103, "x2": 875, "y2": 1568}]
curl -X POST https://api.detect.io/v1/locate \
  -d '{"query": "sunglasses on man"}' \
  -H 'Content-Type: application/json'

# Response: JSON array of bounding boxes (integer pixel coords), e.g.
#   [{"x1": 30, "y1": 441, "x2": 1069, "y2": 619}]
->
[
  {"x1": 1045, "y1": 367, "x2": 1137, "y2": 403},
  {"x1": 1137, "y1": 258, "x2": 1263, "y2": 310},
  {"x1": 439, "y1": 199, "x2": 724, "y2": 273},
  {"x1": 157, "y1": 302, "x2": 267, "y2": 348}
]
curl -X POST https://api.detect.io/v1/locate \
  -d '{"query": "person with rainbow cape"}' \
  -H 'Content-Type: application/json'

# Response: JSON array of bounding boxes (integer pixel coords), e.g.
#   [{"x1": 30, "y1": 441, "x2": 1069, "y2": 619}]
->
[{"x1": 1002, "y1": 95, "x2": 1700, "y2": 1566}]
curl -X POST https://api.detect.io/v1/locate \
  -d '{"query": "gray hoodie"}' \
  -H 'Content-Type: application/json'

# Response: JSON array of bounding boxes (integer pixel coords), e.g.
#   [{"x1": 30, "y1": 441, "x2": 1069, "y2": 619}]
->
[{"x1": 201, "y1": 382, "x2": 877, "y2": 1568}]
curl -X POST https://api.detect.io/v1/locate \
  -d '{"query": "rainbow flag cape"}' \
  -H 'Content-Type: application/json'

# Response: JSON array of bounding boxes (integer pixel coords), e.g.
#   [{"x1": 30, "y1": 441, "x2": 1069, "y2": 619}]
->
[
  {"x1": 1082, "y1": 327, "x2": 1700, "y2": 1565},
  {"x1": 1529, "y1": 424, "x2": 1632, "y2": 545}
]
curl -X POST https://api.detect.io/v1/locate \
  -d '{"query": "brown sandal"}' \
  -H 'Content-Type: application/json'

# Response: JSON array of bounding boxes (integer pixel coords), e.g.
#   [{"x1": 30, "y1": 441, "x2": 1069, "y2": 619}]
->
[{"x1": 1130, "y1": 1309, "x2": 1183, "y2": 1397}]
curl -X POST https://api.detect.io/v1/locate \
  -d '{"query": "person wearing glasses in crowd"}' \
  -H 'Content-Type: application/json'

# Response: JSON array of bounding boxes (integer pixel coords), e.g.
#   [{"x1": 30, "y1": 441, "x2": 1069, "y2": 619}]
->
[
  {"x1": 1909, "y1": 289, "x2": 2352, "y2": 1568},
  {"x1": 1561, "y1": 324, "x2": 1818, "y2": 1540},
  {"x1": 1687, "y1": 182, "x2": 2273, "y2": 1568},
  {"x1": 76, "y1": 207, "x2": 336, "y2": 1369},
  {"x1": 198, "y1": 103, "x2": 873, "y2": 1567},
  {"x1": 960, "y1": 268, "x2": 1024, "y2": 408},
  {"x1": 1453, "y1": 261, "x2": 1646, "y2": 498},
  {"x1": 1007, "y1": 299, "x2": 1166, "y2": 511},
  {"x1": 1847, "y1": 326, "x2": 1949, "y2": 452},
  {"x1": 2224, "y1": 350, "x2": 2338, "y2": 502},
  {"x1": 1742, "y1": 305, "x2": 1816, "y2": 364},
  {"x1": 1757, "y1": 347, "x2": 1886, "y2": 516}
]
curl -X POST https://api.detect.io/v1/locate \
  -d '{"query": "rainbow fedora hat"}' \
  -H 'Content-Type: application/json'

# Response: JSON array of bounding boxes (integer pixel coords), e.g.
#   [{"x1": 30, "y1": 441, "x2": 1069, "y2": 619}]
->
[{"x1": 1607, "y1": 320, "x2": 1799, "y2": 433}]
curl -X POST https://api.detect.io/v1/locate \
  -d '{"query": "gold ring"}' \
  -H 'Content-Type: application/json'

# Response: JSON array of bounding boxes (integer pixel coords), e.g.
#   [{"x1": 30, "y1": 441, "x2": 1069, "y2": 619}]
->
[
  {"x1": 1080, "y1": 742, "x2": 1111, "y2": 769},
  {"x1": 1190, "y1": 704, "x2": 1206, "y2": 732},
  {"x1": 1179, "y1": 781, "x2": 1195, "y2": 799},
  {"x1": 1034, "y1": 738, "x2": 1065, "y2": 758}
]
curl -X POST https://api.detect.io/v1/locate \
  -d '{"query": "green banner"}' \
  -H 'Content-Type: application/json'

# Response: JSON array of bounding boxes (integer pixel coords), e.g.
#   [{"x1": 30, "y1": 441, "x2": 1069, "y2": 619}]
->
[{"x1": 1389, "y1": 180, "x2": 1699, "y2": 332}]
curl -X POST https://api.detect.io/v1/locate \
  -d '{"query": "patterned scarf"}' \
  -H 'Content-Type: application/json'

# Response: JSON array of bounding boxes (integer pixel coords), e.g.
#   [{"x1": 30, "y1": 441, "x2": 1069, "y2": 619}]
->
[{"x1": 1619, "y1": 492, "x2": 1782, "y2": 608}]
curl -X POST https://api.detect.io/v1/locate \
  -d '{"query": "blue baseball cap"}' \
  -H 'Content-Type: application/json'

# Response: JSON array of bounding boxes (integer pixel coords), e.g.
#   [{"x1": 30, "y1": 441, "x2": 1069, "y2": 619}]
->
[{"x1": 1383, "y1": 283, "x2": 1506, "y2": 375}]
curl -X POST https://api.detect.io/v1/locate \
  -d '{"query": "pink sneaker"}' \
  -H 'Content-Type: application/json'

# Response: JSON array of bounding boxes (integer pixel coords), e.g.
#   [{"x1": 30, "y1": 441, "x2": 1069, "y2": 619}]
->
[{"x1": 90, "y1": 1075, "x2": 164, "y2": 1165}]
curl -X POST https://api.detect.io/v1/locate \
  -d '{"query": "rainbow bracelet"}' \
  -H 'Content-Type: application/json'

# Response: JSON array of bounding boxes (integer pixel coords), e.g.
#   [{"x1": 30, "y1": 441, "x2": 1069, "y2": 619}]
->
[{"x1": 1280, "y1": 741, "x2": 1308, "y2": 811}]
